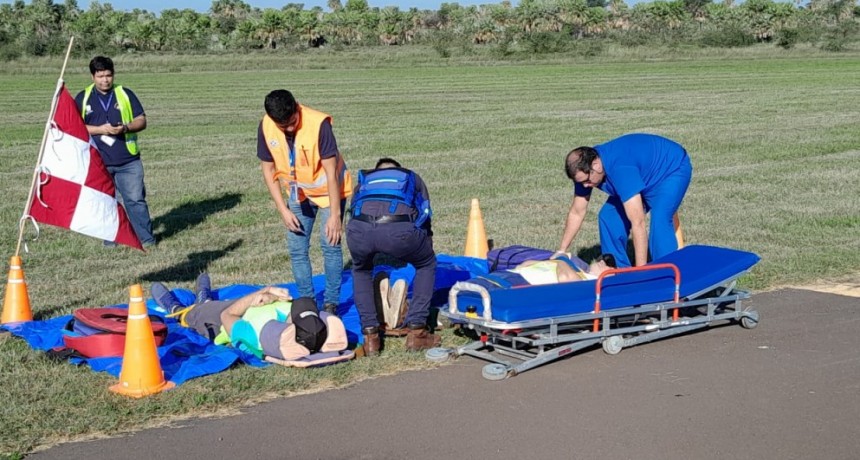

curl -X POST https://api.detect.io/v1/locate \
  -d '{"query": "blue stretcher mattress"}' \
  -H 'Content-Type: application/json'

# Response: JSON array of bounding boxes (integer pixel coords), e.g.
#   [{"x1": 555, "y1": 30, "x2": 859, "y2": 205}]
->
[{"x1": 453, "y1": 245, "x2": 760, "y2": 324}]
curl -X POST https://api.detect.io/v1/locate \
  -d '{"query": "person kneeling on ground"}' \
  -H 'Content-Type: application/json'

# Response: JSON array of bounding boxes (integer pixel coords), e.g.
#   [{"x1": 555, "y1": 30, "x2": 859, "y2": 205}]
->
[
  {"x1": 558, "y1": 133, "x2": 692, "y2": 268},
  {"x1": 151, "y1": 274, "x2": 346, "y2": 361},
  {"x1": 346, "y1": 157, "x2": 438, "y2": 356}
]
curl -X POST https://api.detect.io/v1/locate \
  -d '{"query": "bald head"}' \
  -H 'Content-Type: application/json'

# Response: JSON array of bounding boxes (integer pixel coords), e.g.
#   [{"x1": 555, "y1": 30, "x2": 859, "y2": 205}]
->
[{"x1": 565, "y1": 146, "x2": 599, "y2": 180}]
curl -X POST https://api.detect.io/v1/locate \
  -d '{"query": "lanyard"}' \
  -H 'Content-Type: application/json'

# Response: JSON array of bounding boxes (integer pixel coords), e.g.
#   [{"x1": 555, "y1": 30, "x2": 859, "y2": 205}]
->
[
  {"x1": 287, "y1": 138, "x2": 299, "y2": 202},
  {"x1": 98, "y1": 92, "x2": 114, "y2": 113},
  {"x1": 288, "y1": 138, "x2": 297, "y2": 180}
]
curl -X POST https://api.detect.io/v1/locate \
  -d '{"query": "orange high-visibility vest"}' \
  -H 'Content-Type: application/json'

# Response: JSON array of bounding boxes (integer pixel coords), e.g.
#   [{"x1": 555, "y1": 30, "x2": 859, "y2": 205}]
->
[{"x1": 262, "y1": 105, "x2": 352, "y2": 207}]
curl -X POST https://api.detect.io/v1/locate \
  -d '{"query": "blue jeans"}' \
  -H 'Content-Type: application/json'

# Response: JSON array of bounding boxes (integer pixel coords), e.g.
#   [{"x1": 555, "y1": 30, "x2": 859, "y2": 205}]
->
[
  {"x1": 286, "y1": 198, "x2": 345, "y2": 307},
  {"x1": 107, "y1": 160, "x2": 154, "y2": 245}
]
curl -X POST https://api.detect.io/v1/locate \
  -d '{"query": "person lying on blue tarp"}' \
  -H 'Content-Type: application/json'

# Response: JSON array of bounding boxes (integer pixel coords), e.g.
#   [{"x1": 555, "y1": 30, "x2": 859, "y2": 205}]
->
[
  {"x1": 151, "y1": 274, "x2": 349, "y2": 363},
  {"x1": 474, "y1": 254, "x2": 617, "y2": 290}
]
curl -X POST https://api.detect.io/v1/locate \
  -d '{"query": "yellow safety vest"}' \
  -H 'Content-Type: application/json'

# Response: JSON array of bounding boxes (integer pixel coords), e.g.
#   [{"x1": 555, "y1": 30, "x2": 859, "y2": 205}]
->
[
  {"x1": 261, "y1": 105, "x2": 352, "y2": 207},
  {"x1": 81, "y1": 84, "x2": 139, "y2": 155}
]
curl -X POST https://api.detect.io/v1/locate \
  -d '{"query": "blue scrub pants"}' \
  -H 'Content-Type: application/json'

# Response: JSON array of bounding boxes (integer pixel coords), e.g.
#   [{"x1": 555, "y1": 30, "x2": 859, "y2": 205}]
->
[{"x1": 598, "y1": 158, "x2": 692, "y2": 267}]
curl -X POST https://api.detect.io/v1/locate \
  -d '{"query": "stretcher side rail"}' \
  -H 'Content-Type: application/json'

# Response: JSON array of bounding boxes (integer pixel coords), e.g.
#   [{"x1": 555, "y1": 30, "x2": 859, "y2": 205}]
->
[
  {"x1": 432, "y1": 277, "x2": 758, "y2": 380},
  {"x1": 594, "y1": 263, "x2": 681, "y2": 331},
  {"x1": 444, "y1": 288, "x2": 752, "y2": 346},
  {"x1": 444, "y1": 268, "x2": 753, "y2": 329},
  {"x1": 447, "y1": 263, "x2": 682, "y2": 324}
]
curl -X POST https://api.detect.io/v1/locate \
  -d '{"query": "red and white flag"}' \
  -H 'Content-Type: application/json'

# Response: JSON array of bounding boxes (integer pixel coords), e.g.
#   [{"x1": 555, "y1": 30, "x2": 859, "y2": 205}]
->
[{"x1": 27, "y1": 85, "x2": 143, "y2": 250}]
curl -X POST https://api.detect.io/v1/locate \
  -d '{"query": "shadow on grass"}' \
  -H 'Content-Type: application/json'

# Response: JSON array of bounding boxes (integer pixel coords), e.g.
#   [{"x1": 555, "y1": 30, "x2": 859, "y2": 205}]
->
[
  {"x1": 34, "y1": 297, "x2": 93, "y2": 320},
  {"x1": 140, "y1": 240, "x2": 243, "y2": 283},
  {"x1": 153, "y1": 192, "x2": 242, "y2": 242}
]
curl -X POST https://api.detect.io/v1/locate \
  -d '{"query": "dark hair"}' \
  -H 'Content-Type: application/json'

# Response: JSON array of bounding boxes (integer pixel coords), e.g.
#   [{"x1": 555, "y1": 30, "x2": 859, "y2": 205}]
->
[
  {"x1": 596, "y1": 253, "x2": 617, "y2": 268},
  {"x1": 89, "y1": 56, "x2": 114, "y2": 76},
  {"x1": 375, "y1": 157, "x2": 402, "y2": 169},
  {"x1": 565, "y1": 146, "x2": 599, "y2": 180},
  {"x1": 264, "y1": 90, "x2": 298, "y2": 123}
]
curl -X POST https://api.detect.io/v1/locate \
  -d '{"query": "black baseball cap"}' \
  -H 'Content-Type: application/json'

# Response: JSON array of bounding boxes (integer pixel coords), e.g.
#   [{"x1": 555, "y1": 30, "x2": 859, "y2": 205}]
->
[{"x1": 290, "y1": 297, "x2": 328, "y2": 353}]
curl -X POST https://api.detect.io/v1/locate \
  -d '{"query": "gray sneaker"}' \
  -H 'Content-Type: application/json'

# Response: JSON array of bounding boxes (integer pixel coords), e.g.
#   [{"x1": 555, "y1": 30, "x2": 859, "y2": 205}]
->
[
  {"x1": 151, "y1": 282, "x2": 183, "y2": 314},
  {"x1": 195, "y1": 272, "x2": 212, "y2": 304}
]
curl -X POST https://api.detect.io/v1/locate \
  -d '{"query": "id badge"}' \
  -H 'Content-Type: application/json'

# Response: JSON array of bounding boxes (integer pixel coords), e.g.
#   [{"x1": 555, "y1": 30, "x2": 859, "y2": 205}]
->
[{"x1": 289, "y1": 181, "x2": 299, "y2": 203}]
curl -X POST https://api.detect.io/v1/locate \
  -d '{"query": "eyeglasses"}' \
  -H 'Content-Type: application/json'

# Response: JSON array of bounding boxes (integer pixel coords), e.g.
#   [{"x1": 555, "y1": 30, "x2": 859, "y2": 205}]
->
[{"x1": 575, "y1": 169, "x2": 595, "y2": 186}]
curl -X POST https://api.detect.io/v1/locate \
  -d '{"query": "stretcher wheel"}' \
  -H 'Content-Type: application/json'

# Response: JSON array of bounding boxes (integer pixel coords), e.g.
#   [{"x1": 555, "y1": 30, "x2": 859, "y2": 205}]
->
[
  {"x1": 482, "y1": 363, "x2": 510, "y2": 381},
  {"x1": 425, "y1": 347, "x2": 452, "y2": 363},
  {"x1": 740, "y1": 310, "x2": 760, "y2": 329},
  {"x1": 602, "y1": 336, "x2": 624, "y2": 355}
]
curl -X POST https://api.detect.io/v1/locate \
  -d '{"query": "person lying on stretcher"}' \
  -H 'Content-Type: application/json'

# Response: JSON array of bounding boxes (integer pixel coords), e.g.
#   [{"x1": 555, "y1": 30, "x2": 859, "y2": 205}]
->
[
  {"x1": 477, "y1": 254, "x2": 617, "y2": 289},
  {"x1": 150, "y1": 274, "x2": 347, "y2": 361}
]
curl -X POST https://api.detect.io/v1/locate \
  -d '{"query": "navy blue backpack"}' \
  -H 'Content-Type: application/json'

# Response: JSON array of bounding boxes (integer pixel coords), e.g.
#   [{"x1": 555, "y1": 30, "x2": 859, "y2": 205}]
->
[
  {"x1": 351, "y1": 167, "x2": 432, "y2": 228},
  {"x1": 487, "y1": 245, "x2": 556, "y2": 272}
]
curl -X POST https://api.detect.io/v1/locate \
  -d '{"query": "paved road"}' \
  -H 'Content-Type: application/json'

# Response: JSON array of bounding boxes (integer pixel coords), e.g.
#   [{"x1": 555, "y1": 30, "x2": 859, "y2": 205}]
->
[{"x1": 33, "y1": 289, "x2": 860, "y2": 460}]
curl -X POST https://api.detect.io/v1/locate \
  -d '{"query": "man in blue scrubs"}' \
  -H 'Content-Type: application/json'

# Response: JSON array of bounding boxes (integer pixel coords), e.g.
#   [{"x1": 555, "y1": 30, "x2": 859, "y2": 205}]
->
[{"x1": 556, "y1": 133, "x2": 692, "y2": 267}]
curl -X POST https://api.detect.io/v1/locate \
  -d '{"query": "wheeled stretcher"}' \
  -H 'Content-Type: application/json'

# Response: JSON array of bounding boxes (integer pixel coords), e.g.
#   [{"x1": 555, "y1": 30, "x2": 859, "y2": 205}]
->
[{"x1": 426, "y1": 245, "x2": 761, "y2": 380}]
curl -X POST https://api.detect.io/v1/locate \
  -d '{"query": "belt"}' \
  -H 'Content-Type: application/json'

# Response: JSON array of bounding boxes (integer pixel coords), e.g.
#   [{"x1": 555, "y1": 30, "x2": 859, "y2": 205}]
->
[{"x1": 351, "y1": 213, "x2": 414, "y2": 224}]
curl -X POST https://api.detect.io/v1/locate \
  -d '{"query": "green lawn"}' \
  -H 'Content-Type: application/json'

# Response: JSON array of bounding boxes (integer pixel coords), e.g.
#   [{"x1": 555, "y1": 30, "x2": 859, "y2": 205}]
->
[{"x1": 1, "y1": 45, "x2": 858, "y2": 455}]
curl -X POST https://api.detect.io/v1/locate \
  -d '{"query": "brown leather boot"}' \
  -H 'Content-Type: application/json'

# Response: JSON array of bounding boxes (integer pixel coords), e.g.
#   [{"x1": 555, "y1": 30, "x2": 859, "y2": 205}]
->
[
  {"x1": 362, "y1": 327, "x2": 381, "y2": 357},
  {"x1": 405, "y1": 324, "x2": 441, "y2": 351}
]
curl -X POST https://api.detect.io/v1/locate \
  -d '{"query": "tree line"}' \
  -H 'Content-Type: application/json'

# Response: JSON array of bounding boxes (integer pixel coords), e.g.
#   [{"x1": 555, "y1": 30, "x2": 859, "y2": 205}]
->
[{"x1": 1, "y1": 0, "x2": 857, "y2": 60}]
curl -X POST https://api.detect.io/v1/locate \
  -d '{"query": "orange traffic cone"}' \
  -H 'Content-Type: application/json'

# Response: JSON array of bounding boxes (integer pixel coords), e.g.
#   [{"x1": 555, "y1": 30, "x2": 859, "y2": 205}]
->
[
  {"x1": 2, "y1": 256, "x2": 33, "y2": 324},
  {"x1": 110, "y1": 284, "x2": 175, "y2": 398},
  {"x1": 673, "y1": 212, "x2": 685, "y2": 249},
  {"x1": 464, "y1": 198, "x2": 489, "y2": 259}
]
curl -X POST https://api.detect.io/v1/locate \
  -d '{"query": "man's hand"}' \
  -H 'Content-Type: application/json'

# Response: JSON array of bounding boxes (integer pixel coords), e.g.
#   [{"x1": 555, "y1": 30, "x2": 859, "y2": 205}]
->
[
  {"x1": 557, "y1": 194, "x2": 590, "y2": 261},
  {"x1": 281, "y1": 208, "x2": 302, "y2": 233},
  {"x1": 252, "y1": 286, "x2": 293, "y2": 306},
  {"x1": 325, "y1": 215, "x2": 342, "y2": 246},
  {"x1": 264, "y1": 286, "x2": 292, "y2": 299},
  {"x1": 99, "y1": 123, "x2": 125, "y2": 136}
]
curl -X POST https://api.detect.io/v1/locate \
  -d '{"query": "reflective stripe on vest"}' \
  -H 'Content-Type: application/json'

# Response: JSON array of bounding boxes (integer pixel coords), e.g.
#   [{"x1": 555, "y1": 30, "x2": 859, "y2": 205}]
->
[
  {"x1": 261, "y1": 105, "x2": 352, "y2": 207},
  {"x1": 82, "y1": 84, "x2": 139, "y2": 155}
]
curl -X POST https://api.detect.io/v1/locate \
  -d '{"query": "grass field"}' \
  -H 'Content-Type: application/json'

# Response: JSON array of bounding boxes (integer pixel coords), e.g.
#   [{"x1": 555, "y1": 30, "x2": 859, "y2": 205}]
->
[{"x1": 1, "y1": 44, "x2": 858, "y2": 456}]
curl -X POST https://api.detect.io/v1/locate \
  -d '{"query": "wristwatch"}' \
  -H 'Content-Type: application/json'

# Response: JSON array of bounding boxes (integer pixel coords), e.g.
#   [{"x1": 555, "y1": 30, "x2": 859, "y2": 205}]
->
[{"x1": 122, "y1": 124, "x2": 129, "y2": 133}]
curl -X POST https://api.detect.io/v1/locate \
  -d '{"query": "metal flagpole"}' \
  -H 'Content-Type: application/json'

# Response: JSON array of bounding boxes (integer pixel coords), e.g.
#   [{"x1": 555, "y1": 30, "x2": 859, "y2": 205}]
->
[{"x1": 14, "y1": 36, "x2": 76, "y2": 257}]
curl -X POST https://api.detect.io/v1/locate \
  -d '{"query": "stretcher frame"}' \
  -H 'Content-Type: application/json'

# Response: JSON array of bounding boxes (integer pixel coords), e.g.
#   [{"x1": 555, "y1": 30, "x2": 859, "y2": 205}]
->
[{"x1": 426, "y1": 263, "x2": 760, "y2": 380}]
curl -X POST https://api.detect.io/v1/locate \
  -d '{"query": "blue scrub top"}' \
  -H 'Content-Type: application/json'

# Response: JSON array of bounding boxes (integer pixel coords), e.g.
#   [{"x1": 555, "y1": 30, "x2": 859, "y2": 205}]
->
[{"x1": 574, "y1": 133, "x2": 688, "y2": 202}]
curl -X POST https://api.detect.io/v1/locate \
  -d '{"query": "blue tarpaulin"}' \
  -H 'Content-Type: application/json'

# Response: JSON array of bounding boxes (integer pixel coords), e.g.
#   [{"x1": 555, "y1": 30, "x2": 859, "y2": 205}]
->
[{"x1": 1, "y1": 255, "x2": 487, "y2": 386}]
